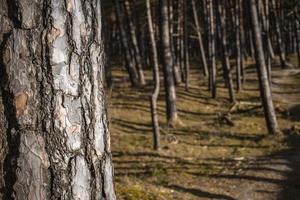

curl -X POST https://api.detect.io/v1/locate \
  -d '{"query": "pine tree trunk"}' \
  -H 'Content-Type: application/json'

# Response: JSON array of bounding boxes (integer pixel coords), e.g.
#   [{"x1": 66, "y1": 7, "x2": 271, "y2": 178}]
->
[
  {"x1": 146, "y1": 0, "x2": 161, "y2": 150},
  {"x1": 235, "y1": 0, "x2": 242, "y2": 92},
  {"x1": 295, "y1": 12, "x2": 300, "y2": 68},
  {"x1": 160, "y1": 0, "x2": 178, "y2": 126},
  {"x1": 217, "y1": 0, "x2": 236, "y2": 103},
  {"x1": 249, "y1": 0, "x2": 280, "y2": 134},
  {"x1": 169, "y1": 0, "x2": 182, "y2": 85},
  {"x1": 124, "y1": 0, "x2": 146, "y2": 85},
  {"x1": 183, "y1": 0, "x2": 190, "y2": 91},
  {"x1": 174, "y1": 0, "x2": 183, "y2": 84},
  {"x1": 191, "y1": 0, "x2": 208, "y2": 77},
  {"x1": 264, "y1": 0, "x2": 275, "y2": 60},
  {"x1": 264, "y1": 0, "x2": 272, "y2": 82},
  {"x1": 115, "y1": 0, "x2": 139, "y2": 87},
  {"x1": 239, "y1": 0, "x2": 246, "y2": 84},
  {"x1": 270, "y1": 0, "x2": 291, "y2": 69},
  {"x1": 207, "y1": 0, "x2": 217, "y2": 98},
  {"x1": 179, "y1": 0, "x2": 186, "y2": 83},
  {"x1": 0, "y1": 0, "x2": 116, "y2": 199}
]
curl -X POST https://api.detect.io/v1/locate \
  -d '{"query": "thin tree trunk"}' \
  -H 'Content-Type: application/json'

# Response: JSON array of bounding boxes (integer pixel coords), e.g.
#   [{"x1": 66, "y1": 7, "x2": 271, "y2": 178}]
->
[
  {"x1": 249, "y1": 0, "x2": 280, "y2": 134},
  {"x1": 239, "y1": 0, "x2": 246, "y2": 84},
  {"x1": 192, "y1": 0, "x2": 208, "y2": 77},
  {"x1": 264, "y1": 0, "x2": 272, "y2": 82},
  {"x1": 264, "y1": 0, "x2": 275, "y2": 60},
  {"x1": 124, "y1": 0, "x2": 146, "y2": 85},
  {"x1": 295, "y1": 12, "x2": 300, "y2": 68},
  {"x1": 270, "y1": 0, "x2": 292, "y2": 69},
  {"x1": 179, "y1": 0, "x2": 185, "y2": 83},
  {"x1": 174, "y1": 0, "x2": 183, "y2": 84},
  {"x1": 146, "y1": 0, "x2": 160, "y2": 150},
  {"x1": 249, "y1": 31, "x2": 255, "y2": 59},
  {"x1": 217, "y1": 0, "x2": 236, "y2": 103},
  {"x1": 169, "y1": 0, "x2": 182, "y2": 85},
  {"x1": 160, "y1": 0, "x2": 178, "y2": 126},
  {"x1": 235, "y1": 0, "x2": 242, "y2": 92},
  {"x1": 115, "y1": 0, "x2": 139, "y2": 86},
  {"x1": 259, "y1": 0, "x2": 272, "y2": 83},
  {"x1": 207, "y1": 0, "x2": 217, "y2": 98},
  {"x1": 0, "y1": 0, "x2": 116, "y2": 199},
  {"x1": 183, "y1": 0, "x2": 190, "y2": 91}
]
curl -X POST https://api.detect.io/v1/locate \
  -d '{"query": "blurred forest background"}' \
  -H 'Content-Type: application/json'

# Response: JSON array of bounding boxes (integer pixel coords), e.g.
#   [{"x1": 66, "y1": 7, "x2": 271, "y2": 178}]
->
[{"x1": 102, "y1": 0, "x2": 300, "y2": 199}]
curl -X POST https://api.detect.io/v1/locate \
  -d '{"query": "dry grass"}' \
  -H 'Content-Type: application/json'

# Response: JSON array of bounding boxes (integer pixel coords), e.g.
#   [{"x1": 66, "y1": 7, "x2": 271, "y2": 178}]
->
[{"x1": 109, "y1": 55, "x2": 300, "y2": 200}]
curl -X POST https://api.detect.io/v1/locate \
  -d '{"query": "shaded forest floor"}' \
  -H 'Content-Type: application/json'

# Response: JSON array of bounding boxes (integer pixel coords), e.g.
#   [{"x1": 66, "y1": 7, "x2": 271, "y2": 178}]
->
[{"x1": 109, "y1": 56, "x2": 300, "y2": 200}]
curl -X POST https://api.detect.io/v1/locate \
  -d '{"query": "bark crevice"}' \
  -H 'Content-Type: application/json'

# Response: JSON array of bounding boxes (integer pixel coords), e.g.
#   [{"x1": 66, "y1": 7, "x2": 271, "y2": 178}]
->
[{"x1": 0, "y1": 32, "x2": 21, "y2": 200}]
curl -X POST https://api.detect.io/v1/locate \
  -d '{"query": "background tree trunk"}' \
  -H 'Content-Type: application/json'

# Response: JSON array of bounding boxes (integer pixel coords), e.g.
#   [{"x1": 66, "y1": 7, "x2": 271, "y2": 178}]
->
[
  {"x1": 217, "y1": 0, "x2": 236, "y2": 103},
  {"x1": 235, "y1": 0, "x2": 242, "y2": 92},
  {"x1": 160, "y1": 0, "x2": 178, "y2": 126},
  {"x1": 249, "y1": 0, "x2": 280, "y2": 134},
  {"x1": 192, "y1": 0, "x2": 208, "y2": 77},
  {"x1": 0, "y1": 0, "x2": 116, "y2": 199},
  {"x1": 115, "y1": 0, "x2": 139, "y2": 87},
  {"x1": 207, "y1": 0, "x2": 217, "y2": 98},
  {"x1": 124, "y1": 0, "x2": 146, "y2": 85},
  {"x1": 146, "y1": 0, "x2": 161, "y2": 150},
  {"x1": 183, "y1": 0, "x2": 190, "y2": 91},
  {"x1": 271, "y1": 0, "x2": 291, "y2": 69},
  {"x1": 294, "y1": 11, "x2": 300, "y2": 68}
]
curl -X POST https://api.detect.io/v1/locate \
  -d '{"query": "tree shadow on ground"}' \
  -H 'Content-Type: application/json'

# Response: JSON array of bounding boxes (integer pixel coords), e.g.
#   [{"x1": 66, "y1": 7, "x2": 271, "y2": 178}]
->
[
  {"x1": 287, "y1": 104, "x2": 300, "y2": 121},
  {"x1": 112, "y1": 131, "x2": 300, "y2": 199},
  {"x1": 277, "y1": 130, "x2": 300, "y2": 200},
  {"x1": 164, "y1": 185, "x2": 237, "y2": 200}
]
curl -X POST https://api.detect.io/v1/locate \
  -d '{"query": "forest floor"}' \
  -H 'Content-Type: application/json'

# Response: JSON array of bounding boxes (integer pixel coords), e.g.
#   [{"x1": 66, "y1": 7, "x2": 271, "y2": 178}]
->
[{"x1": 109, "y1": 56, "x2": 300, "y2": 200}]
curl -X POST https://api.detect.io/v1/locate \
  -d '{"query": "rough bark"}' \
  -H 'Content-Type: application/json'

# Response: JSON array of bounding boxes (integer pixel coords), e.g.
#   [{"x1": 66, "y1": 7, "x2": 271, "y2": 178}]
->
[
  {"x1": 0, "y1": 0, "x2": 116, "y2": 199},
  {"x1": 160, "y1": 0, "x2": 178, "y2": 126},
  {"x1": 249, "y1": 0, "x2": 280, "y2": 134}
]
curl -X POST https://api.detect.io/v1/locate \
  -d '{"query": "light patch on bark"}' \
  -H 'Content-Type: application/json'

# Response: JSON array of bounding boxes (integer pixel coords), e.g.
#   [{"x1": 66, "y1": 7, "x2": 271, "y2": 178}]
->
[
  {"x1": 104, "y1": 158, "x2": 116, "y2": 200},
  {"x1": 47, "y1": 27, "x2": 61, "y2": 44},
  {"x1": 71, "y1": 0, "x2": 85, "y2": 51},
  {"x1": 14, "y1": 133, "x2": 49, "y2": 200},
  {"x1": 170, "y1": 84, "x2": 176, "y2": 100},
  {"x1": 18, "y1": 0, "x2": 40, "y2": 29},
  {"x1": 71, "y1": 156, "x2": 91, "y2": 200},
  {"x1": 90, "y1": 44, "x2": 105, "y2": 156},
  {"x1": 67, "y1": 0, "x2": 74, "y2": 13},
  {"x1": 54, "y1": 95, "x2": 82, "y2": 151},
  {"x1": 14, "y1": 91, "x2": 28, "y2": 119},
  {"x1": 52, "y1": 62, "x2": 79, "y2": 96},
  {"x1": 94, "y1": 0, "x2": 103, "y2": 42}
]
